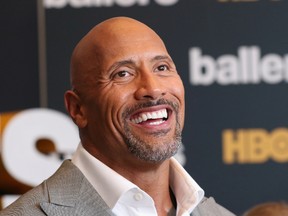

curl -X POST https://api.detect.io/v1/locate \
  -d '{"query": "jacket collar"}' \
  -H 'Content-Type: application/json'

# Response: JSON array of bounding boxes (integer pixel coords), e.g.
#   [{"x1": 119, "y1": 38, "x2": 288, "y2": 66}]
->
[
  {"x1": 39, "y1": 160, "x2": 114, "y2": 216},
  {"x1": 192, "y1": 197, "x2": 235, "y2": 216}
]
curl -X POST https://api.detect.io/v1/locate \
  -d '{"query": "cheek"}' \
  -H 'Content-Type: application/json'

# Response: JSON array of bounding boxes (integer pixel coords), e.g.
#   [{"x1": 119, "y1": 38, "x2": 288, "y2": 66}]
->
[
  {"x1": 169, "y1": 79, "x2": 185, "y2": 125},
  {"x1": 100, "y1": 88, "x2": 132, "y2": 122},
  {"x1": 169, "y1": 78, "x2": 185, "y2": 104},
  {"x1": 105, "y1": 87, "x2": 131, "y2": 107}
]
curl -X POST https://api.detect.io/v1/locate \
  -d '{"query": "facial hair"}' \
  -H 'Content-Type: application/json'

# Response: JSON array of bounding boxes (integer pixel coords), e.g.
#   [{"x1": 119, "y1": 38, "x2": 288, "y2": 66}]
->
[{"x1": 122, "y1": 99, "x2": 183, "y2": 163}]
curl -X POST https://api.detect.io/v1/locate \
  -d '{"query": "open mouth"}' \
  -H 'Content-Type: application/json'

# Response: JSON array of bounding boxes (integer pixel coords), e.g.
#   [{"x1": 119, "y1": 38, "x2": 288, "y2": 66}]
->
[{"x1": 130, "y1": 108, "x2": 169, "y2": 125}]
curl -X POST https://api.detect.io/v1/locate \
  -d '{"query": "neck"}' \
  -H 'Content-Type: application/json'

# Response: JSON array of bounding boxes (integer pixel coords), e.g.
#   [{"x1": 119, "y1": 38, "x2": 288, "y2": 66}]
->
[
  {"x1": 117, "y1": 160, "x2": 176, "y2": 216},
  {"x1": 84, "y1": 143, "x2": 176, "y2": 215}
]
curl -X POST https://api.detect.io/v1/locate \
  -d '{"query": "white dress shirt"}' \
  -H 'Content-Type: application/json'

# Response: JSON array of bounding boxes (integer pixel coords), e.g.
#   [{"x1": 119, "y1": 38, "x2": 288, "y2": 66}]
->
[{"x1": 72, "y1": 144, "x2": 204, "y2": 216}]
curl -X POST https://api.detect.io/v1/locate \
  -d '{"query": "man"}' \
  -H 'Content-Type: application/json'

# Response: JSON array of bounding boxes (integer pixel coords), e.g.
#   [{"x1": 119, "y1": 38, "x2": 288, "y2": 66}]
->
[{"x1": 0, "y1": 17, "x2": 235, "y2": 216}]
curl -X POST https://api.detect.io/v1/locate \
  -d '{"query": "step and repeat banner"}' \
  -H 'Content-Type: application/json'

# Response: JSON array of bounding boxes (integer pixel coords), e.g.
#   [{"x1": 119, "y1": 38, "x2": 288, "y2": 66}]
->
[{"x1": 1, "y1": 0, "x2": 288, "y2": 214}]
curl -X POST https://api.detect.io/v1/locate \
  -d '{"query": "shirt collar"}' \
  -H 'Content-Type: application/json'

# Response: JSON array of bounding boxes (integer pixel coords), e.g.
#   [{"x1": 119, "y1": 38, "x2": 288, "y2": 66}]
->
[
  {"x1": 169, "y1": 157, "x2": 204, "y2": 215},
  {"x1": 71, "y1": 144, "x2": 136, "y2": 208},
  {"x1": 71, "y1": 143, "x2": 204, "y2": 214}
]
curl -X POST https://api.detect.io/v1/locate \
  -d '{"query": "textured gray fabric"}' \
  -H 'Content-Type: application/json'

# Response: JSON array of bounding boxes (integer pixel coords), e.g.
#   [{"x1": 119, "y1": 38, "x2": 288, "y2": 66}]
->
[
  {"x1": 0, "y1": 160, "x2": 113, "y2": 216},
  {"x1": 192, "y1": 197, "x2": 236, "y2": 216},
  {"x1": 0, "y1": 160, "x2": 235, "y2": 216}
]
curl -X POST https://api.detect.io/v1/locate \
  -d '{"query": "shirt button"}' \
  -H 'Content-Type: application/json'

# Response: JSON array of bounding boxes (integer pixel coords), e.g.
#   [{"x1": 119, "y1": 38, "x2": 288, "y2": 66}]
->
[{"x1": 133, "y1": 193, "x2": 143, "y2": 201}]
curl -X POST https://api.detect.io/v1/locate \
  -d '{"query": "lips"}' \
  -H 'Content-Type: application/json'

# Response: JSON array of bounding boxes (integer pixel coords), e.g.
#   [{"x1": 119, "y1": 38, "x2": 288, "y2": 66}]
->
[{"x1": 130, "y1": 108, "x2": 168, "y2": 125}]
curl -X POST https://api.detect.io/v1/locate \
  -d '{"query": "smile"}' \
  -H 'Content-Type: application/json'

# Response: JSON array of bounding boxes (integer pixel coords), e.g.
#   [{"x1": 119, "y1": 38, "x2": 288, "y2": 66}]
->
[{"x1": 130, "y1": 108, "x2": 168, "y2": 125}]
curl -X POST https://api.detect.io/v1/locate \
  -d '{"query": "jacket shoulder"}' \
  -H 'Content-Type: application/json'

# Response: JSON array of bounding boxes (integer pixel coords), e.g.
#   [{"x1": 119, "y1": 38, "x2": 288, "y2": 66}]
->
[
  {"x1": 0, "y1": 178, "x2": 50, "y2": 215},
  {"x1": 192, "y1": 197, "x2": 236, "y2": 216},
  {"x1": 0, "y1": 160, "x2": 84, "y2": 216}
]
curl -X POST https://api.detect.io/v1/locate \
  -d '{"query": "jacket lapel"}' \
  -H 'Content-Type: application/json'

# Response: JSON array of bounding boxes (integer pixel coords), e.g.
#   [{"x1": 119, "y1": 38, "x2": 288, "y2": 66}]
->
[{"x1": 39, "y1": 160, "x2": 114, "y2": 216}]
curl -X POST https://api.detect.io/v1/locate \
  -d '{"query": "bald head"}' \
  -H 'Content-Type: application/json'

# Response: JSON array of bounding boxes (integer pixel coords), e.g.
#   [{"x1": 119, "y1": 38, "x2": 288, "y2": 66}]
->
[
  {"x1": 65, "y1": 17, "x2": 185, "y2": 165},
  {"x1": 70, "y1": 17, "x2": 167, "y2": 93}
]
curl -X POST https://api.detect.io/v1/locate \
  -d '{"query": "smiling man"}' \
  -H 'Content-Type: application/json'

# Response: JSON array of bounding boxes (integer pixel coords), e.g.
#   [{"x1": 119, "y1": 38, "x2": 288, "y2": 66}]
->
[{"x1": 0, "y1": 17, "x2": 235, "y2": 216}]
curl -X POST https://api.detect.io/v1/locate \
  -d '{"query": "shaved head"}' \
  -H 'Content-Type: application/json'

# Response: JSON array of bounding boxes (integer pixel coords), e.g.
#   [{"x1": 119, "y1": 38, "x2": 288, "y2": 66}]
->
[
  {"x1": 65, "y1": 16, "x2": 184, "y2": 165},
  {"x1": 70, "y1": 17, "x2": 167, "y2": 94}
]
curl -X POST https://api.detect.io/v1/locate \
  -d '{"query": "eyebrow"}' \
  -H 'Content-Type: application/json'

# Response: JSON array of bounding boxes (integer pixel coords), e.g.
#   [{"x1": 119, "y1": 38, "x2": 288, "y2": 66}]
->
[
  {"x1": 151, "y1": 55, "x2": 174, "y2": 63},
  {"x1": 108, "y1": 59, "x2": 135, "y2": 72},
  {"x1": 108, "y1": 55, "x2": 174, "y2": 72}
]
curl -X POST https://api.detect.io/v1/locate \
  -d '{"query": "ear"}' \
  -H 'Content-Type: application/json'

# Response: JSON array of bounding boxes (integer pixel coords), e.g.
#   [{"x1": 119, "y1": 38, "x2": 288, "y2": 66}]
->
[{"x1": 64, "y1": 90, "x2": 87, "y2": 128}]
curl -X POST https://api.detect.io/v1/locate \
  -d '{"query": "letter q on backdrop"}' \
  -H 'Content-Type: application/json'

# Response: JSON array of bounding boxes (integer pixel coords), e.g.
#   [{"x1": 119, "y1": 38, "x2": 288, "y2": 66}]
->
[{"x1": 1, "y1": 108, "x2": 79, "y2": 187}]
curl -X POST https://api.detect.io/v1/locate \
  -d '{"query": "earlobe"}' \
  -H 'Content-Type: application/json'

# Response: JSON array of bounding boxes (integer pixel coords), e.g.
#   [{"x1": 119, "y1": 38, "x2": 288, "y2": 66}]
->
[{"x1": 64, "y1": 90, "x2": 87, "y2": 128}]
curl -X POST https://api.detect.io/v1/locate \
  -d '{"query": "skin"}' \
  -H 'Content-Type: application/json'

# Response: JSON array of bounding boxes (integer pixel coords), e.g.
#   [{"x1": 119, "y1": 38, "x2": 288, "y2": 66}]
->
[{"x1": 64, "y1": 17, "x2": 185, "y2": 216}]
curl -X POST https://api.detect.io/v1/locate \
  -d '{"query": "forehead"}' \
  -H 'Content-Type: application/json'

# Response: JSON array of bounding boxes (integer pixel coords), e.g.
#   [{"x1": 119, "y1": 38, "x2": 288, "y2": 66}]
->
[
  {"x1": 103, "y1": 39, "x2": 168, "y2": 62},
  {"x1": 95, "y1": 17, "x2": 164, "y2": 43},
  {"x1": 94, "y1": 24, "x2": 169, "y2": 67}
]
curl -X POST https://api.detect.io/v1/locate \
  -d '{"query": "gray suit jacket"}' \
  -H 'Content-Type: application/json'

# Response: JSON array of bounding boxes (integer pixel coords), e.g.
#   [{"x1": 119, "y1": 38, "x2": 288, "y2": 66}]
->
[{"x1": 0, "y1": 160, "x2": 235, "y2": 216}]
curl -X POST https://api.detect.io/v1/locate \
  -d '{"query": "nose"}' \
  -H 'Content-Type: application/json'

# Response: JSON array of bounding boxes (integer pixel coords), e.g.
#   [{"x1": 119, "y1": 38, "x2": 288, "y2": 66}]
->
[{"x1": 134, "y1": 72, "x2": 166, "y2": 101}]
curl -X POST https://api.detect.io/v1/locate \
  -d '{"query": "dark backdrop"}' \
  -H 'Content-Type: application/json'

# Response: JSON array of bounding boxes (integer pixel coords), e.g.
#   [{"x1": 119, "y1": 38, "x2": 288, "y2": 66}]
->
[{"x1": 1, "y1": 0, "x2": 288, "y2": 214}]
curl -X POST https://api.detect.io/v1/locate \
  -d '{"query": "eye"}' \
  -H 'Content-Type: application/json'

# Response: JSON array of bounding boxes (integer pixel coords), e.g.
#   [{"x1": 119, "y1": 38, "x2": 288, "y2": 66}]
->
[
  {"x1": 116, "y1": 71, "x2": 130, "y2": 78},
  {"x1": 154, "y1": 62, "x2": 177, "y2": 77},
  {"x1": 111, "y1": 70, "x2": 134, "y2": 81},
  {"x1": 156, "y1": 65, "x2": 169, "y2": 71}
]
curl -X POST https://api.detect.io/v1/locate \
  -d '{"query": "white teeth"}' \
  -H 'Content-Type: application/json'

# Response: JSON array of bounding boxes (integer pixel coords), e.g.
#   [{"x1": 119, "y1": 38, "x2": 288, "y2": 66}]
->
[
  {"x1": 141, "y1": 113, "x2": 148, "y2": 121},
  {"x1": 162, "y1": 109, "x2": 168, "y2": 118},
  {"x1": 149, "y1": 119, "x2": 165, "y2": 125},
  {"x1": 131, "y1": 108, "x2": 168, "y2": 124}
]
